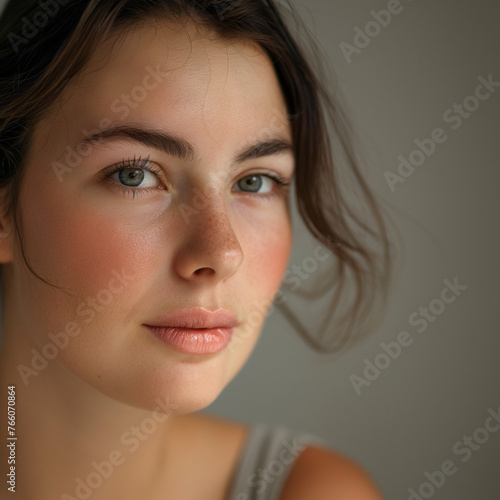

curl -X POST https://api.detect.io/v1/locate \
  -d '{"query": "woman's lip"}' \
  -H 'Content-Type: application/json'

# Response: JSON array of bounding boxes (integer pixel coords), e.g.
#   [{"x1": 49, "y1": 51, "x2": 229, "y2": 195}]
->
[
  {"x1": 143, "y1": 325, "x2": 233, "y2": 355},
  {"x1": 144, "y1": 308, "x2": 239, "y2": 329}
]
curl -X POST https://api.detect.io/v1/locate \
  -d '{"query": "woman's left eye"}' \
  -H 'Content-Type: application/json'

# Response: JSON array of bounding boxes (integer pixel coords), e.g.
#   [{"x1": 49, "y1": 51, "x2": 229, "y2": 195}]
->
[{"x1": 233, "y1": 174, "x2": 288, "y2": 195}]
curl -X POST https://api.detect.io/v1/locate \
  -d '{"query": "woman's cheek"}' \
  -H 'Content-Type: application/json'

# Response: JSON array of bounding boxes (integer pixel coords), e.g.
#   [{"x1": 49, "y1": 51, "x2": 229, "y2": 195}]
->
[
  {"x1": 243, "y1": 216, "x2": 292, "y2": 299},
  {"x1": 260, "y1": 237, "x2": 291, "y2": 288},
  {"x1": 20, "y1": 182, "x2": 161, "y2": 297}
]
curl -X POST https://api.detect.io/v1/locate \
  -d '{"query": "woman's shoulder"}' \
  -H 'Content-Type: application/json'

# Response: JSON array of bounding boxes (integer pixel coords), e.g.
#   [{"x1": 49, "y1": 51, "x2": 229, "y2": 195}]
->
[
  {"x1": 280, "y1": 445, "x2": 385, "y2": 500},
  {"x1": 186, "y1": 414, "x2": 384, "y2": 500}
]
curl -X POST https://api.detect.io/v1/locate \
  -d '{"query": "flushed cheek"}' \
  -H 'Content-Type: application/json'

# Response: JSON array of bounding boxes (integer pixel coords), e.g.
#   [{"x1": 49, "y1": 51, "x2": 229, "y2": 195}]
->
[
  {"x1": 14, "y1": 201, "x2": 140, "y2": 357},
  {"x1": 242, "y1": 212, "x2": 292, "y2": 296},
  {"x1": 20, "y1": 184, "x2": 164, "y2": 300},
  {"x1": 254, "y1": 238, "x2": 290, "y2": 292},
  {"x1": 237, "y1": 226, "x2": 291, "y2": 335}
]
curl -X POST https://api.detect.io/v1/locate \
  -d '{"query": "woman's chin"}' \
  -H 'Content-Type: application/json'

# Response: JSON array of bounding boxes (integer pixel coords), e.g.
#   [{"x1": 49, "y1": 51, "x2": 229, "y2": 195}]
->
[{"x1": 69, "y1": 361, "x2": 230, "y2": 416}]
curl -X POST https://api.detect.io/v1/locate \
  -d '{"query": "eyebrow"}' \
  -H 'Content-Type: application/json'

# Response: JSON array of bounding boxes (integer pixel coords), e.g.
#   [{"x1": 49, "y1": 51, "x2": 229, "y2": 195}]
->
[{"x1": 79, "y1": 126, "x2": 294, "y2": 166}]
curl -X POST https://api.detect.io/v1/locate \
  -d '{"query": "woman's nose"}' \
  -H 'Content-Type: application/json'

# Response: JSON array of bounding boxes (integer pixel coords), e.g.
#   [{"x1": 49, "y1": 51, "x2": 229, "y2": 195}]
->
[{"x1": 172, "y1": 196, "x2": 244, "y2": 283}]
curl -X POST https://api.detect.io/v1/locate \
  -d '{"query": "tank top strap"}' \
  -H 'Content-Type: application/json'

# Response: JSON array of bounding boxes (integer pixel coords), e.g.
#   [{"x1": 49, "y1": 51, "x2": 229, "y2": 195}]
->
[{"x1": 226, "y1": 424, "x2": 326, "y2": 500}]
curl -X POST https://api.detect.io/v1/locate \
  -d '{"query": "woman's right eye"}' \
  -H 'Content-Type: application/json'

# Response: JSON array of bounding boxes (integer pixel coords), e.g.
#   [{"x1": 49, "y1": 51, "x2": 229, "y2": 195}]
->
[
  {"x1": 110, "y1": 166, "x2": 159, "y2": 189},
  {"x1": 101, "y1": 157, "x2": 167, "y2": 199}
]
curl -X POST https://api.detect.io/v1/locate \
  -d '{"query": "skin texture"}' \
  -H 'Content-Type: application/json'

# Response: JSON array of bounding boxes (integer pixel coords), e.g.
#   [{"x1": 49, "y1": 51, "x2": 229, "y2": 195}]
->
[{"x1": 0, "y1": 18, "x2": 384, "y2": 500}]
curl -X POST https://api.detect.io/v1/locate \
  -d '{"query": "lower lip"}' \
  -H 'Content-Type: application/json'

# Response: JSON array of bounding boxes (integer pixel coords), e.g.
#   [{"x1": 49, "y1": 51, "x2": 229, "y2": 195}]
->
[{"x1": 143, "y1": 325, "x2": 233, "y2": 355}]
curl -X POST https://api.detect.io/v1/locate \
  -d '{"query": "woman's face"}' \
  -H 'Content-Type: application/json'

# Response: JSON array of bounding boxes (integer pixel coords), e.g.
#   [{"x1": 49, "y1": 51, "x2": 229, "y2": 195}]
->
[{"x1": 6, "y1": 20, "x2": 294, "y2": 412}]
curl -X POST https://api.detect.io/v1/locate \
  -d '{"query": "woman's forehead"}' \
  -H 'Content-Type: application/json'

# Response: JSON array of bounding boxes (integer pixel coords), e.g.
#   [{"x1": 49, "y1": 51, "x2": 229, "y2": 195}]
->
[
  {"x1": 30, "y1": 19, "x2": 292, "y2": 167},
  {"x1": 71, "y1": 20, "x2": 275, "y2": 99}
]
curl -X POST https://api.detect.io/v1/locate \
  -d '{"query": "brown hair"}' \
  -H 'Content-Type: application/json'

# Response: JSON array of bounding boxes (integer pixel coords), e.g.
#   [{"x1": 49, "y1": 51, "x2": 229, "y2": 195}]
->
[{"x1": 0, "y1": 0, "x2": 394, "y2": 353}]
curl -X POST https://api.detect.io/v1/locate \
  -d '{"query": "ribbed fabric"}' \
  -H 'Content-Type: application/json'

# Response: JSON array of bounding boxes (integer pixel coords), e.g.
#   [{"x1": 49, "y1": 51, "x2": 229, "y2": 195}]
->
[{"x1": 226, "y1": 425, "x2": 326, "y2": 500}]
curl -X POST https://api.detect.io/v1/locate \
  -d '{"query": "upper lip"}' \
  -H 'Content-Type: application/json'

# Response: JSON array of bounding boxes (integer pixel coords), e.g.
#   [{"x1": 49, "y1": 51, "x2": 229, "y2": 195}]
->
[{"x1": 143, "y1": 308, "x2": 239, "y2": 329}]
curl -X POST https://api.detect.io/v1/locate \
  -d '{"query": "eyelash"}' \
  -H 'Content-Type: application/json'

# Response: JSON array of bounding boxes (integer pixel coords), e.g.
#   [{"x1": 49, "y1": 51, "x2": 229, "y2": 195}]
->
[
  {"x1": 101, "y1": 156, "x2": 164, "y2": 199},
  {"x1": 101, "y1": 157, "x2": 292, "y2": 200}
]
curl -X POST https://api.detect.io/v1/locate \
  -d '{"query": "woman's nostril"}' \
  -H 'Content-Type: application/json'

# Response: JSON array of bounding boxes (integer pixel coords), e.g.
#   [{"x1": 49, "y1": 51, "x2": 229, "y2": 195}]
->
[{"x1": 193, "y1": 267, "x2": 215, "y2": 276}]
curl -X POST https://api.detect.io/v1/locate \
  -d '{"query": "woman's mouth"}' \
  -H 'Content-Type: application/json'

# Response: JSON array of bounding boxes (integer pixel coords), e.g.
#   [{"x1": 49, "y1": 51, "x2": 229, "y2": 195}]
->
[{"x1": 143, "y1": 308, "x2": 238, "y2": 355}]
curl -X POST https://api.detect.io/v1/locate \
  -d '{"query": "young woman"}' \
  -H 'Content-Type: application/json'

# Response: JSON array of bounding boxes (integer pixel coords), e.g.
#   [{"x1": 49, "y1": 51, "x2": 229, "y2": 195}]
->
[{"x1": 0, "y1": 1, "x2": 391, "y2": 499}]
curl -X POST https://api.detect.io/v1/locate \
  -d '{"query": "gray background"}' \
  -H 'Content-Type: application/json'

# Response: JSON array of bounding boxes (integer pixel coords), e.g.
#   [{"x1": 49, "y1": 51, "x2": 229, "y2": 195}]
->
[
  {"x1": 205, "y1": 1, "x2": 500, "y2": 499},
  {"x1": 0, "y1": 0, "x2": 498, "y2": 498}
]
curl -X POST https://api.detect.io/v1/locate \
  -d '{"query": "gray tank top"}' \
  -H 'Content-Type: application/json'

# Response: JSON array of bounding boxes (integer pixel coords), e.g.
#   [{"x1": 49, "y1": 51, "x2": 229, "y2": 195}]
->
[{"x1": 226, "y1": 425, "x2": 326, "y2": 500}]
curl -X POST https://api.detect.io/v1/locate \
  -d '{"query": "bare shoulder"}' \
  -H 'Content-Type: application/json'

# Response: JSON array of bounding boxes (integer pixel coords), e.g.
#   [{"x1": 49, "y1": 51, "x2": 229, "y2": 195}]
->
[{"x1": 279, "y1": 445, "x2": 385, "y2": 500}]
